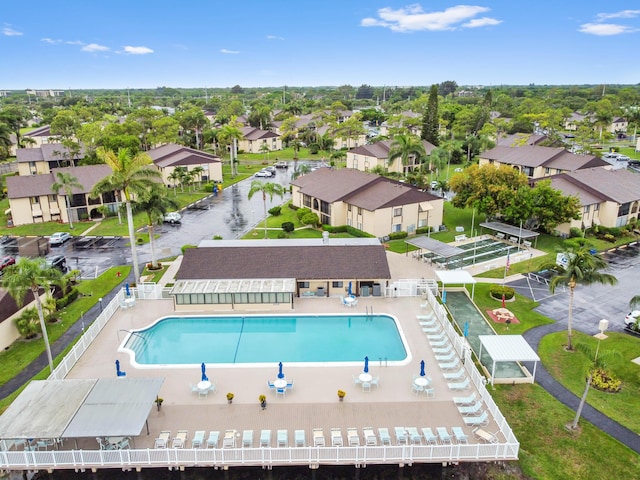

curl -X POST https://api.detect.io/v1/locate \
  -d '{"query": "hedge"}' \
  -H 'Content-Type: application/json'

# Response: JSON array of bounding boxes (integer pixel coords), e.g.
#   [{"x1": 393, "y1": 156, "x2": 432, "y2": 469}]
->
[{"x1": 489, "y1": 285, "x2": 515, "y2": 300}]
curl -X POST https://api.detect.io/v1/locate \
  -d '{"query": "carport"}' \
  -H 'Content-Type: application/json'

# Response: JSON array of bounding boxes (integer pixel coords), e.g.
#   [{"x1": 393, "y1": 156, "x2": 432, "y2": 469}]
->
[
  {"x1": 435, "y1": 270, "x2": 477, "y2": 300},
  {"x1": 405, "y1": 236, "x2": 465, "y2": 269},
  {"x1": 0, "y1": 378, "x2": 163, "y2": 448},
  {"x1": 480, "y1": 221, "x2": 540, "y2": 248},
  {"x1": 477, "y1": 335, "x2": 540, "y2": 386}
]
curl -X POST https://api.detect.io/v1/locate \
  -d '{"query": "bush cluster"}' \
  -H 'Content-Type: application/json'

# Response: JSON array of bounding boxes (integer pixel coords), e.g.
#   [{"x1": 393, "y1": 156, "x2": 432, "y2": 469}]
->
[
  {"x1": 55, "y1": 287, "x2": 79, "y2": 310},
  {"x1": 591, "y1": 368, "x2": 622, "y2": 393},
  {"x1": 322, "y1": 225, "x2": 373, "y2": 238},
  {"x1": 489, "y1": 285, "x2": 515, "y2": 300},
  {"x1": 388, "y1": 231, "x2": 408, "y2": 240},
  {"x1": 268, "y1": 206, "x2": 281, "y2": 216},
  {"x1": 415, "y1": 226, "x2": 432, "y2": 235}
]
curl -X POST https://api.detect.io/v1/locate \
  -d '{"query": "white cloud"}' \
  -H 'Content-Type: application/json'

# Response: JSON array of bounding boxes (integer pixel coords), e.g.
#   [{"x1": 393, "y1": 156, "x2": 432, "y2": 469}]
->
[
  {"x1": 579, "y1": 23, "x2": 636, "y2": 36},
  {"x1": 66, "y1": 40, "x2": 84, "y2": 46},
  {"x1": 596, "y1": 10, "x2": 640, "y2": 21},
  {"x1": 41, "y1": 38, "x2": 61, "y2": 44},
  {"x1": 220, "y1": 48, "x2": 240, "y2": 54},
  {"x1": 463, "y1": 17, "x2": 502, "y2": 28},
  {"x1": 3, "y1": 25, "x2": 23, "y2": 36},
  {"x1": 82, "y1": 43, "x2": 109, "y2": 52},
  {"x1": 361, "y1": 4, "x2": 499, "y2": 32},
  {"x1": 122, "y1": 45, "x2": 154, "y2": 55},
  {"x1": 266, "y1": 35, "x2": 284, "y2": 40}
]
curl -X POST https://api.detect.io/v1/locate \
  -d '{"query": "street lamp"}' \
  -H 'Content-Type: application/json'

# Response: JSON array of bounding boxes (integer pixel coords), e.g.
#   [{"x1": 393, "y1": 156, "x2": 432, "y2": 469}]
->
[{"x1": 99, "y1": 297, "x2": 103, "y2": 313}]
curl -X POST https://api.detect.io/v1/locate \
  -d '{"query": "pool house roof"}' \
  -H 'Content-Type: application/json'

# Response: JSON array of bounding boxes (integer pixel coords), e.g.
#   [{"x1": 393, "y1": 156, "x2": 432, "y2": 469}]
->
[
  {"x1": 477, "y1": 335, "x2": 540, "y2": 386},
  {"x1": 171, "y1": 278, "x2": 297, "y2": 294}
]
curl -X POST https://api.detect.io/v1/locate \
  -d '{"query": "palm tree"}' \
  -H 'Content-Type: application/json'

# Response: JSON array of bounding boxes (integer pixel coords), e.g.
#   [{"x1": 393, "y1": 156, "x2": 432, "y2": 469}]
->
[
  {"x1": 134, "y1": 184, "x2": 179, "y2": 269},
  {"x1": 3, "y1": 257, "x2": 62, "y2": 374},
  {"x1": 629, "y1": 295, "x2": 640, "y2": 309},
  {"x1": 291, "y1": 163, "x2": 312, "y2": 181},
  {"x1": 92, "y1": 147, "x2": 162, "y2": 284},
  {"x1": 388, "y1": 134, "x2": 426, "y2": 175},
  {"x1": 440, "y1": 138, "x2": 463, "y2": 180},
  {"x1": 191, "y1": 166, "x2": 205, "y2": 188},
  {"x1": 219, "y1": 118, "x2": 243, "y2": 177},
  {"x1": 247, "y1": 180, "x2": 285, "y2": 239},
  {"x1": 51, "y1": 171, "x2": 83, "y2": 229},
  {"x1": 548, "y1": 246, "x2": 618, "y2": 350}
]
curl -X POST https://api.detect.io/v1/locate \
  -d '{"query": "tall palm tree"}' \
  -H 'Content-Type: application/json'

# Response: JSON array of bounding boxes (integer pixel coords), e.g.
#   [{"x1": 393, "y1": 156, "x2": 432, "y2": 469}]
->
[
  {"x1": 549, "y1": 246, "x2": 618, "y2": 350},
  {"x1": 134, "y1": 184, "x2": 179, "y2": 269},
  {"x1": 388, "y1": 134, "x2": 426, "y2": 175},
  {"x1": 51, "y1": 171, "x2": 83, "y2": 229},
  {"x1": 219, "y1": 118, "x2": 243, "y2": 177},
  {"x1": 92, "y1": 147, "x2": 162, "y2": 284},
  {"x1": 247, "y1": 180, "x2": 285, "y2": 239},
  {"x1": 167, "y1": 169, "x2": 181, "y2": 195},
  {"x1": 3, "y1": 258, "x2": 62, "y2": 374}
]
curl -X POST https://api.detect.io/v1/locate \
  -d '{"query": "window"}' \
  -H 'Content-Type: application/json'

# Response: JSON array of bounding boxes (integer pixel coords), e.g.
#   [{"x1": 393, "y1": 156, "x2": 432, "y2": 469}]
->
[
  {"x1": 298, "y1": 281, "x2": 309, "y2": 289},
  {"x1": 30, "y1": 197, "x2": 40, "y2": 205},
  {"x1": 48, "y1": 194, "x2": 57, "y2": 202},
  {"x1": 544, "y1": 167, "x2": 550, "y2": 174},
  {"x1": 392, "y1": 223, "x2": 402, "y2": 232},
  {"x1": 583, "y1": 205, "x2": 590, "y2": 214},
  {"x1": 394, "y1": 207, "x2": 402, "y2": 217},
  {"x1": 332, "y1": 281, "x2": 343, "y2": 288},
  {"x1": 347, "y1": 204, "x2": 352, "y2": 212},
  {"x1": 594, "y1": 203, "x2": 600, "y2": 212},
  {"x1": 358, "y1": 207, "x2": 362, "y2": 215}
]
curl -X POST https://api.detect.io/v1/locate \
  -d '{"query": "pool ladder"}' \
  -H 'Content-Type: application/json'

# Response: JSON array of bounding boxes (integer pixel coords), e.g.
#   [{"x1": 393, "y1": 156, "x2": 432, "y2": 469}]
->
[{"x1": 365, "y1": 306, "x2": 374, "y2": 316}]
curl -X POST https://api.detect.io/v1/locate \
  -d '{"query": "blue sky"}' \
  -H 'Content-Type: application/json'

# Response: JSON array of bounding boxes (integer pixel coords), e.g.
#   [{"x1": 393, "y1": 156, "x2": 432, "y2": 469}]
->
[{"x1": 1, "y1": 1, "x2": 639, "y2": 89}]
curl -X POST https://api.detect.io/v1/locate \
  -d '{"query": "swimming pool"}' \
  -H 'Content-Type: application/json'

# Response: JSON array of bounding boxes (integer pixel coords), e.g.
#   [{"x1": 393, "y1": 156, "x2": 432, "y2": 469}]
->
[{"x1": 120, "y1": 314, "x2": 408, "y2": 367}]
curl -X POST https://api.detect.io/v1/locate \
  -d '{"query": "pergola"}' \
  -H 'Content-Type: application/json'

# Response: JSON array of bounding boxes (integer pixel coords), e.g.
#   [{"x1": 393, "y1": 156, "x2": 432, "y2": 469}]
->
[
  {"x1": 435, "y1": 270, "x2": 477, "y2": 300},
  {"x1": 480, "y1": 221, "x2": 540, "y2": 247},
  {"x1": 477, "y1": 335, "x2": 540, "y2": 386},
  {"x1": 405, "y1": 237, "x2": 465, "y2": 258}
]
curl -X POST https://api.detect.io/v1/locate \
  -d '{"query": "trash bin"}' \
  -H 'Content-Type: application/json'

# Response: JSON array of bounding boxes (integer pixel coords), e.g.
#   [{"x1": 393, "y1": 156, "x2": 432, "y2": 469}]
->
[
  {"x1": 372, "y1": 283, "x2": 381, "y2": 296},
  {"x1": 316, "y1": 287, "x2": 325, "y2": 297},
  {"x1": 361, "y1": 286, "x2": 370, "y2": 297}
]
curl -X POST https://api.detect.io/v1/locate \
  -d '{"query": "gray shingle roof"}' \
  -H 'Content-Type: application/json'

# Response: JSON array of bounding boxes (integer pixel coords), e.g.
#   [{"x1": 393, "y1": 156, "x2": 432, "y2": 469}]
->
[
  {"x1": 481, "y1": 145, "x2": 605, "y2": 170},
  {"x1": 6, "y1": 164, "x2": 112, "y2": 198},
  {"x1": 16, "y1": 143, "x2": 86, "y2": 163},
  {"x1": 349, "y1": 139, "x2": 436, "y2": 158},
  {"x1": 147, "y1": 143, "x2": 221, "y2": 168},
  {"x1": 176, "y1": 244, "x2": 391, "y2": 281},
  {"x1": 548, "y1": 167, "x2": 640, "y2": 204}
]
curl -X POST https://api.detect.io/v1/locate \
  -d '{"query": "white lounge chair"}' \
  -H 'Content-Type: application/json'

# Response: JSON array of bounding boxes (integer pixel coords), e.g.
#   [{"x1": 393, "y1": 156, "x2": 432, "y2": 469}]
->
[
  {"x1": 432, "y1": 345, "x2": 453, "y2": 355},
  {"x1": 448, "y1": 377, "x2": 471, "y2": 391},
  {"x1": 406, "y1": 427, "x2": 422, "y2": 444},
  {"x1": 422, "y1": 326, "x2": 441, "y2": 334},
  {"x1": 435, "y1": 351, "x2": 455, "y2": 362},
  {"x1": 428, "y1": 332, "x2": 446, "y2": 341},
  {"x1": 394, "y1": 427, "x2": 408, "y2": 445},
  {"x1": 463, "y1": 411, "x2": 490, "y2": 427},
  {"x1": 452, "y1": 427, "x2": 469, "y2": 444},
  {"x1": 430, "y1": 338, "x2": 449, "y2": 348},
  {"x1": 453, "y1": 392, "x2": 477, "y2": 406},
  {"x1": 242, "y1": 430, "x2": 253, "y2": 448},
  {"x1": 277, "y1": 429, "x2": 288, "y2": 447},
  {"x1": 347, "y1": 428, "x2": 360, "y2": 446},
  {"x1": 436, "y1": 427, "x2": 452, "y2": 445},
  {"x1": 172, "y1": 430, "x2": 188, "y2": 449},
  {"x1": 458, "y1": 401, "x2": 484, "y2": 416},
  {"x1": 154, "y1": 431, "x2": 171, "y2": 449},
  {"x1": 443, "y1": 368, "x2": 466, "y2": 381},
  {"x1": 260, "y1": 429, "x2": 271, "y2": 447},
  {"x1": 330, "y1": 428, "x2": 343, "y2": 446},
  {"x1": 312, "y1": 428, "x2": 325, "y2": 446},
  {"x1": 378, "y1": 427, "x2": 391, "y2": 445},
  {"x1": 206, "y1": 431, "x2": 219, "y2": 448},
  {"x1": 439, "y1": 359, "x2": 460, "y2": 370},
  {"x1": 472, "y1": 427, "x2": 498, "y2": 443},
  {"x1": 222, "y1": 429, "x2": 237, "y2": 448},
  {"x1": 295, "y1": 429, "x2": 305, "y2": 447},
  {"x1": 363, "y1": 427, "x2": 377, "y2": 446},
  {"x1": 421, "y1": 427, "x2": 438, "y2": 445},
  {"x1": 191, "y1": 430, "x2": 205, "y2": 448}
]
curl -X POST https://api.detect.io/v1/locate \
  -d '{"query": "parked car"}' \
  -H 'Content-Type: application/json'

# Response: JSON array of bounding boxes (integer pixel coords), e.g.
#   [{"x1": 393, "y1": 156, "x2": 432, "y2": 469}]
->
[
  {"x1": 430, "y1": 181, "x2": 439, "y2": 190},
  {"x1": 254, "y1": 170, "x2": 272, "y2": 178},
  {"x1": 264, "y1": 166, "x2": 277, "y2": 175},
  {"x1": 49, "y1": 232, "x2": 71, "y2": 246},
  {"x1": 0, "y1": 255, "x2": 16, "y2": 273},
  {"x1": 274, "y1": 161, "x2": 288, "y2": 169},
  {"x1": 616, "y1": 155, "x2": 630, "y2": 162},
  {"x1": 163, "y1": 212, "x2": 182, "y2": 224},
  {"x1": 628, "y1": 160, "x2": 640, "y2": 167},
  {"x1": 45, "y1": 254, "x2": 67, "y2": 273},
  {"x1": 624, "y1": 310, "x2": 640, "y2": 327}
]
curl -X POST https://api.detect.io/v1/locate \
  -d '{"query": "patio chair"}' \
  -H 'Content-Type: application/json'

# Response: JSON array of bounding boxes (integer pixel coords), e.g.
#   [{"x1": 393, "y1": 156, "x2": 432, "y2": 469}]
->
[
  {"x1": 172, "y1": 430, "x2": 188, "y2": 448},
  {"x1": 276, "y1": 386, "x2": 286, "y2": 397},
  {"x1": 458, "y1": 401, "x2": 484, "y2": 416},
  {"x1": 443, "y1": 368, "x2": 466, "y2": 381},
  {"x1": 116, "y1": 438, "x2": 131, "y2": 450},
  {"x1": 312, "y1": 428, "x2": 325, "y2": 446},
  {"x1": 277, "y1": 429, "x2": 288, "y2": 447},
  {"x1": 259, "y1": 429, "x2": 271, "y2": 447},
  {"x1": 363, "y1": 427, "x2": 377, "y2": 446},
  {"x1": 422, "y1": 325, "x2": 441, "y2": 334},
  {"x1": 189, "y1": 383, "x2": 199, "y2": 395},
  {"x1": 206, "y1": 431, "x2": 220, "y2": 448},
  {"x1": 452, "y1": 427, "x2": 469, "y2": 444},
  {"x1": 424, "y1": 386, "x2": 435, "y2": 398},
  {"x1": 191, "y1": 430, "x2": 205, "y2": 448},
  {"x1": 286, "y1": 380, "x2": 294, "y2": 390},
  {"x1": 421, "y1": 428, "x2": 438, "y2": 445},
  {"x1": 370, "y1": 376, "x2": 380, "y2": 388},
  {"x1": 331, "y1": 428, "x2": 344, "y2": 446},
  {"x1": 36, "y1": 439, "x2": 55, "y2": 451},
  {"x1": 432, "y1": 345, "x2": 453, "y2": 355},
  {"x1": 378, "y1": 427, "x2": 391, "y2": 445},
  {"x1": 394, "y1": 427, "x2": 408, "y2": 445},
  {"x1": 436, "y1": 427, "x2": 452, "y2": 445},
  {"x1": 411, "y1": 383, "x2": 424, "y2": 395},
  {"x1": 438, "y1": 359, "x2": 460, "y2": 370},
  {"x1": 435, "y1": 351, "x2": 455, "y2": 362},
  {"x1": 406, "y1": 427, "x2": 422, "y2": 444},
  {"x1": 416, "y1": 314, "x2": 434, "y2": 321},
  {"x1": 222, "y1": 429, "x2": 237, "y2": 448},
  {"x1": 352, "y1": 374, "x2": 362, "y2": 385},
  {"x1": 362, "y1": 381, "x2": 371, "y2": 392},
  {"x1": 472, "y1": 427, "x2": 498, "y2": 443},
  {"x1": 267, "y1": 380, "x2": 276, "y2": 390},
  {"x1": 428, "y1": 332, "x2": 446, "y2": 341},
  {"x1": 242, "y1": 430, "x2": 253, "y2": 448},
  {"x1": 96, "y1": 437, "x2": 114, "y2": 450},
  {"x1": 154, "y1": 431, "x2": 171, "y2": 449},
  {"x1": 430, "y1": 338, "x2": 449, "y2": 348},
  {"x1": 453, "y1": 392, "x2": 477, "y2": 406},
  {"x1": 347, "y1": 428, "x2": 360, "y2": 446},
  {"x1": 448, "y1": 377, "x2": 471, "y2": 391},
  {"x1": 294, "y1": 429, "x2": 305, "y2": 447},
  {"x1": 207, "y1": 383, "x2": 216, "y2": 394},
  {"x1": 463, "y1": 411, "x2": 489, "y2": 427}
]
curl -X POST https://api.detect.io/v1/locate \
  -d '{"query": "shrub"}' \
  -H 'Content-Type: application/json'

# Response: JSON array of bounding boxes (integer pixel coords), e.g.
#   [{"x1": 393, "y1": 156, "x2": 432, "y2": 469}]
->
[
  {"x1": 301, "y1": 212, "x2": 320, "y2": 227},
  {"x1": 281, "y1": 222, "x2": 294, "y2": 233},
  {"x1": 569, "y1": 227, "x2": 583, "y2": 238},
  {"x1": 591, "y1": 368, "x2": 622, "y2": 393},
  {"x1": 603, "y1": 234, "x2": 616, "y2": 243},
  {"x1": 489, "y1": 285, "x2": 515, "y2": 300},
  {"x1": 212, "y1": 235, "x2": 223, "y2": 240},
  {"x1": 296, "y1": 207, "x2": 311, "y2": 221},
  {"x1": 388, "y1": 231, "x2": 408, "y2": 240},
  {"x1": 181, "y1": 244, "x2": 197, "y2": 254},
  {"x1": 277, "y1": 231, "x2": 287, "y2": 239},
  {"x1": 55, "y1": 287, "x2": 79, "y2": 310},
  {"x1": 415, "y1": 226, "x2": 432, "y2": 235},
  {"x1": 268, "y1": 206, "x2": 282, "y2": 216}
]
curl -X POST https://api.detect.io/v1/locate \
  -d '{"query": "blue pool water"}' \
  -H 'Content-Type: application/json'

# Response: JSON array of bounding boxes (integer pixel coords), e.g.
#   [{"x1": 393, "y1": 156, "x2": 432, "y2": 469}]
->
[{"x1": 121, "y1": 314, "x2": 407, "y2": 366}]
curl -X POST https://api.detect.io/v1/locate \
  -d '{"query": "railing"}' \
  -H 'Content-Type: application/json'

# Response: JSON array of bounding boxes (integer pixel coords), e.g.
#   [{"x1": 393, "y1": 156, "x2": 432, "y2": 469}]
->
[{"x1": 0, "y1": 442, "x2": 519, "y2": 470}]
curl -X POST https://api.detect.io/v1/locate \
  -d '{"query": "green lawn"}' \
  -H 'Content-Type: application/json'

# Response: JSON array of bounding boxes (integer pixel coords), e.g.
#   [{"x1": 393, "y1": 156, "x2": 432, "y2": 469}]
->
[{"x1": 539, "y1": 331, "x2": 640, "y2": 434}]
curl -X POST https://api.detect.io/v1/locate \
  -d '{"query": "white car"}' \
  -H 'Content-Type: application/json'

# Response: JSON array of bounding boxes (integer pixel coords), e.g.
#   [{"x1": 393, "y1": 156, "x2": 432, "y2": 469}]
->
[
  {"x1": 254, "y1": 170, "x2": 272, "y2": 178},
  {"x1": 49, "y1": 232, "x2": 71, "y2": 246},
  {"x1": 163, "y1": 212, "x2": 182, "y2": 224},
  {"x1": 624, "y1": 310, "x2": 640, "y2": 327}
]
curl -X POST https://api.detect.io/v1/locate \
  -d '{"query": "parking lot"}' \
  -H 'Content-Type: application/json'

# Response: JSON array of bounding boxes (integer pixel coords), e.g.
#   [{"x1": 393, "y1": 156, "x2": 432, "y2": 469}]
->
[{"x1": 508, "y1": 241, "x2": 640, "y2": 334}]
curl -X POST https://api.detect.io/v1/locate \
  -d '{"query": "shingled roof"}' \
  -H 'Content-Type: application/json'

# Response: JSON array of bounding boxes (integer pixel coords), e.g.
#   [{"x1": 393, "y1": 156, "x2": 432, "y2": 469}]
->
[
  {"x1": 176, "y1": 243, "x2": 391, "y2": 281},
  {"x1": 16, "y1": 143, "x2": 87, "y2": 163},
  {"x1": 147, "y1": 143, "x2": 221, "y2": 168},
  {"x1": 544, "y1": 167, "x2": 640, "y2": 205},
  {"x1": 481, "y1": 145, "x2": 607, "y2": 170},
  {"x1": 6, "y1": 165, "x2": 112, "y2": 199},
  {"x1": 349, "y1": 139, "x2": 436, "y2": 158}
]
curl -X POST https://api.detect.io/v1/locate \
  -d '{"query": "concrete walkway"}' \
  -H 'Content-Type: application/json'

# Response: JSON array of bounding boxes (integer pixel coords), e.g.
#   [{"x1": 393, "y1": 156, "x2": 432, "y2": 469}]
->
[{"x1": 522, "y1": 324, "x2": 640, "y2": 454}]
